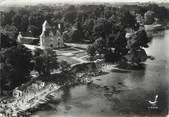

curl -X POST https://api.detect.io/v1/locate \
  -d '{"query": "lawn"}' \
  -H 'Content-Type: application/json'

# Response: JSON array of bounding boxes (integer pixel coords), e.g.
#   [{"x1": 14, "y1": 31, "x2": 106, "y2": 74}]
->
[
  {"x1": 57, "y1": 55, "x2": 80, "y2": 65},
  {"x1": 23, "y1": 44, "x2": 89, "y2": 65},
  {"x1": 55, "y1": 45, "x2": 88, "y2": 65}
]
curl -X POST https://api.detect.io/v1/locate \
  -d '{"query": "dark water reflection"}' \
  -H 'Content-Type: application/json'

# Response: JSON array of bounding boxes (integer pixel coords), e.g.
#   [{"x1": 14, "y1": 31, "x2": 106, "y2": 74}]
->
[{"x1": 32, "y1": 30, "x2": 169, "y2": 117}]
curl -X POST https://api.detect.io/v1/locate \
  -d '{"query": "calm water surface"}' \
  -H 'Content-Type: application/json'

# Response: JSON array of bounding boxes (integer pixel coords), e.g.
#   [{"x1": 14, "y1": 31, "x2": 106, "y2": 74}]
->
[{"x1": 32, "y1": 30, "x2": 169, "y2": 117}]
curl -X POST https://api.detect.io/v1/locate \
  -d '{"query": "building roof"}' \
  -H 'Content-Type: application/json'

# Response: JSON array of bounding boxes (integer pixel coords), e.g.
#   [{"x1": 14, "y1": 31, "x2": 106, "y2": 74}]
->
[
  {"x1": 20, "y1": 37, "x2": 39, "y2": 40},
  {"x1": 21, "y1": 31, "x2": 34, "y2": 37},
  {"x1": 18, "y1": 31, "x2": 39, "y2": 40},
  {"x1": 43, "y1": 20, "x2": 52, "y2": 30}
]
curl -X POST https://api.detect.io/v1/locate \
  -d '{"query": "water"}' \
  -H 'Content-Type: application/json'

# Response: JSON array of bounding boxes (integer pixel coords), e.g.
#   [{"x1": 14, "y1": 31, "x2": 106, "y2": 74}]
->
[{"x1": 32, "y1": 30, "x2": 169, "y2": 117}]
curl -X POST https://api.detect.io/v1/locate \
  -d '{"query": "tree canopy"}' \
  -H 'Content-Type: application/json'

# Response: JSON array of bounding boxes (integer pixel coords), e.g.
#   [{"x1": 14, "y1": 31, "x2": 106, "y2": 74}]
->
[
  {"x1": 0, "y1": 45, "x2": 33, "y2": 91},
  {"x1": 32, "y1": 48, "x2": 59, "y2": 76}
]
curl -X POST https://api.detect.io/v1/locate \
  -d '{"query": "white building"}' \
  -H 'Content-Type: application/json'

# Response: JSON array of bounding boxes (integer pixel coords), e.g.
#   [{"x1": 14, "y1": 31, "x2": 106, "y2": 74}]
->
[{"x1": 17, "y1": 31, "x2": 39, "y2": 44}]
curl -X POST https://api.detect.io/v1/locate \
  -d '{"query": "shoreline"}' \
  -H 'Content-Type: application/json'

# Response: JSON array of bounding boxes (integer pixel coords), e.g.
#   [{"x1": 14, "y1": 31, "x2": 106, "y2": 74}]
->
[{"x1": 0, "y1": 83, "x2": 60, "y2": 116}]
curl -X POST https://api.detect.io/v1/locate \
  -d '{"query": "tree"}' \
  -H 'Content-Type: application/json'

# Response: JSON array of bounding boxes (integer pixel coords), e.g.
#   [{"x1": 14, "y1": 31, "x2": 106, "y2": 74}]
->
[
  {"x1": 120, "y1": 11, "x2": 136, "y2": 28},
  {"x1": 59, "y1": 61, "x2": 71, "y2": 73},
  {"x1": 144, "y1": 10, "x2": 155, "y2": 25},
  {"x1": 83, "y1": 19, "x2": 94, "y2": 32},
  {"x1": 0, "y1": 63, "x2": 4, "y2": 95},
  {"x1": 69, "y1": 26, "x2": 84, "y2": 43},
  {"x1": 133, "y1": 29, "x2": 151, "y2": 48},
  {"x1": 93, "y1": 37, "x2": 106, "y2": 55},
  {"x1": 20, "y1": 15, "x2": 29, "y2": 32},
  {"x1": 2, "y1": 10, "x2": 16, "y2": 26},
  {"x1": 33, "y1": 48, "x2": 59, "y2": 76},
  {"x1": 1, "y1": 33, "x2": 17, "y2": 48},
  {"x1": 93, "y1": 18, "x2": 106, "y2": 38},
  {"x1": 146, "y1": 4, "x2": 169, "y2": 23},
  {"x1": 27, "y1": 25, "x2": 40, "y2": 37},
  {"x1": 124, "y1": 48, "x2": 148, "y2": 65},
  {"x1": 0, "y1": 45, "x2": 33, "y2": 92},
  {"x1": 124, "y1": 28, "x2": 151, "y2": 65},
  {"x1": 87, "y1": 45, "x2": 97, "y2": 61},
  {"x1": 12, "y1": 14, "x2": 22, "y2": 30},
  {"x1": 4, "y1": 24, "x2": 18, "y2": 39},
  {"x1": 112, "y1": 30, "x2": 127, "y2": 56},
  {"x1": 87, "y1": 45, "x2": 96, "y2": 57},
  {"x1": 62, "y1": 31, "x2": 71, "y2": 42},
  {"x1": 64, "y1": 5, "x2": 78, "y2": 24}
]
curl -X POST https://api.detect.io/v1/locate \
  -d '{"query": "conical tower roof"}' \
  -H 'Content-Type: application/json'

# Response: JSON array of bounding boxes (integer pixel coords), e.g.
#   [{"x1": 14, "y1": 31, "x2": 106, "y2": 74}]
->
[{"x1": 42, "y1": 20, "x2": 52, "y2": 31}]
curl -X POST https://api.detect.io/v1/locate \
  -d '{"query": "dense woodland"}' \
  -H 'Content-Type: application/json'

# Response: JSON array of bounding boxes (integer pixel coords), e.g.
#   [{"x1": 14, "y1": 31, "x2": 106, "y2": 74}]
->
[
  {"x1": 1, "y1": 4, "x2": 169, "y2": 41},
  {"x1": 0, "y1": 3, "x2": 169, "y2": 95}
]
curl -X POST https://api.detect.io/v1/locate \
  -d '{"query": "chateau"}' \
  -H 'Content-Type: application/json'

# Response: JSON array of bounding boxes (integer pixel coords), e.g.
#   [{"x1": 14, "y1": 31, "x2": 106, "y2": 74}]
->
[
  {"x1": 17, "y1": 20, "x2": 64, "y2": 49},
  {"x1": 40, "y1": 20, "x2": 64, "y2": 49}
]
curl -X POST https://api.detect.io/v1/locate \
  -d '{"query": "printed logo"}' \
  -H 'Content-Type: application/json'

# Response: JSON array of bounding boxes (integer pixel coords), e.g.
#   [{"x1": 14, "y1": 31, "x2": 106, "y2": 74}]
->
[{"x1": 148, "y1": 94, "x2": 158, "y2": 109}]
